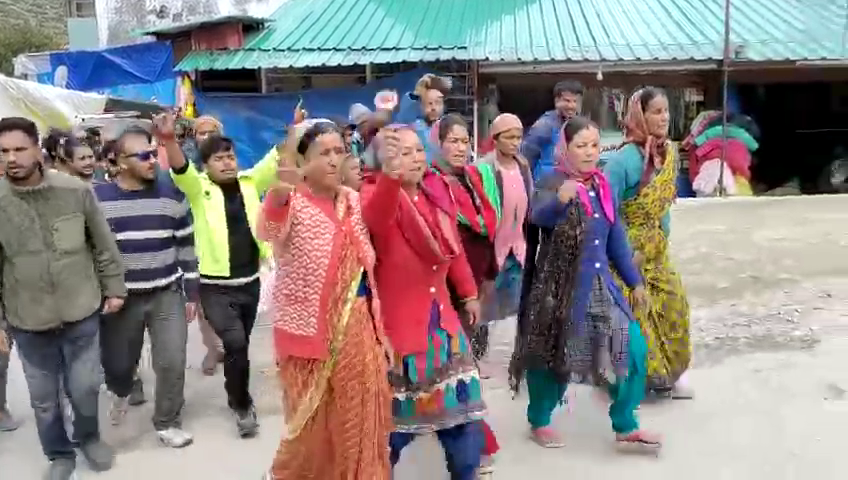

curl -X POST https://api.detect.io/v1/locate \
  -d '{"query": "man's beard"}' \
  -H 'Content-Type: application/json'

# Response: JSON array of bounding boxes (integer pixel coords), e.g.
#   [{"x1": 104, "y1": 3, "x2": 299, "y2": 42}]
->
[
  {"x1": 6, "y1": 164, "x2": 40, "y2": 183},
  {"x1": 114, "y1": 168, "x2": 155, "y2": 186}
]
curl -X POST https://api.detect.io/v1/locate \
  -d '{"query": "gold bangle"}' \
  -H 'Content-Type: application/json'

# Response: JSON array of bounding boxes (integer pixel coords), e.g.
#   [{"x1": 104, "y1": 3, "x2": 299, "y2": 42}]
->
[{"x1": 460, "y1": 296, "x2": 478, "y2": 303}]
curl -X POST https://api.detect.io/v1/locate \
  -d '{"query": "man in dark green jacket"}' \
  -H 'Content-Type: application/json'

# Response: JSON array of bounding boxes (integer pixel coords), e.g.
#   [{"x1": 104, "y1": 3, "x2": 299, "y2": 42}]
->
[
  {"x1": 0, "y1": 117, "x2": 126, "y2": 480},
  {"x1": 0, "y1": 156, "x2": 19, "y2": 435}
]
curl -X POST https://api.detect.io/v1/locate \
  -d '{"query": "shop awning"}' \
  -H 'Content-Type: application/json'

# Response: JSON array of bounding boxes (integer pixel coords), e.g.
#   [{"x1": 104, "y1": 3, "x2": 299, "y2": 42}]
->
[{"x1": 176, "y1": 0, "x2": 848, "y2": 71}]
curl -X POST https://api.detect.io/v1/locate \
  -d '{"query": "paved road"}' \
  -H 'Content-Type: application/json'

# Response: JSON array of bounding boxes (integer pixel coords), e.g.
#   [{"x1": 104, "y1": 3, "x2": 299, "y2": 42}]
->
[{"x1": 2, "y1": 195, "x2": 847, "y2": 479}]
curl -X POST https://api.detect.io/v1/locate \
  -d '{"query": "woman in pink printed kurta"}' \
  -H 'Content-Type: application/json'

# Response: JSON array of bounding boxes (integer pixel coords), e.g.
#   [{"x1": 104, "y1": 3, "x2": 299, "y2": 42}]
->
[{"x1": 258, "y1": 120, "x2": 392, "y2": 480}]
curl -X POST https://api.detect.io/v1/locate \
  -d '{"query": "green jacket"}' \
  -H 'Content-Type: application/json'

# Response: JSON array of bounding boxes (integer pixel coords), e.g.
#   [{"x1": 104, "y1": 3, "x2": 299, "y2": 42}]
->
[
  {"x1": 170, "y1": 149, "x2": 278, "y2": 277},
  {"x1": 0, "y1": 171, "x2": 126, "y2": 331}
]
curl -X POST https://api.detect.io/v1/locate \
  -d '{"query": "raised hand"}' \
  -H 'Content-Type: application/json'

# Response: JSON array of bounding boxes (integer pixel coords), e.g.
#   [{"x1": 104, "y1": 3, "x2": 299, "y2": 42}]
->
[
  {"x1": 269, "y1": 165, "x2": 302, "y2": 202},
  {"x1": 374, "y1": 89, "x2": 399, "y2": 111},
  {"x1": 277, "y1": 164, "x2": 302, "y2": 186},
  {"x1": 152, "y1": 112, "x2": 177, "y2": 140},
  {"x1": 293, "y1": 100, "x2": 307, "y2": 125},
  {"x1": 376, "y1": 128, "x2": 402, "y2": 179}
]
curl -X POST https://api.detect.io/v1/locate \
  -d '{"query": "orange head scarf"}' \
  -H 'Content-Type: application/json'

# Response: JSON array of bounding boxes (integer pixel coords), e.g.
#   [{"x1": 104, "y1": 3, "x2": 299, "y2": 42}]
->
[{"x1": 623, "y1": 88, "x2": 669, "y2": 190}]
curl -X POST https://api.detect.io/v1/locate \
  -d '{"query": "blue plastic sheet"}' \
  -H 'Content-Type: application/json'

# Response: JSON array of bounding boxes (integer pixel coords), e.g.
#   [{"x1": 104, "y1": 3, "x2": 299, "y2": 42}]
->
[
  {"x1": 44, "y1": 41, "x2": 177, "y2": 106},
  {"x1": 194, "y1": 68, "x2": 435, "y2": 169}
]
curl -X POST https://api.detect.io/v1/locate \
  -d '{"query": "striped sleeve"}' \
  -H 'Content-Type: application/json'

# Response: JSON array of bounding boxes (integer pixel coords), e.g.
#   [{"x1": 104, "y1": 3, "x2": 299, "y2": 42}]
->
[{"x1": 174, "y1": 197, "x2": 199, "y2": 302}]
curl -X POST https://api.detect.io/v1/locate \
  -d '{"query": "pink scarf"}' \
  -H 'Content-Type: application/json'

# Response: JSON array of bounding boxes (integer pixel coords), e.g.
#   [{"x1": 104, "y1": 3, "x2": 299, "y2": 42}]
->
[{"x1": 553, "y1": 123, "x2": 616, "y2": 223}]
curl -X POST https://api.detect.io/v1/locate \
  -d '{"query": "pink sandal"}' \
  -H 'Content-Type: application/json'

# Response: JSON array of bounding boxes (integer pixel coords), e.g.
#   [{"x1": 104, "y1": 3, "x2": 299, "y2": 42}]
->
[
  {"x1": 530, "y1": 427, "x2": 565, "y2": 448},
  {"x1": 615, "y1": 429, "x2": 662, "y2": 452}
]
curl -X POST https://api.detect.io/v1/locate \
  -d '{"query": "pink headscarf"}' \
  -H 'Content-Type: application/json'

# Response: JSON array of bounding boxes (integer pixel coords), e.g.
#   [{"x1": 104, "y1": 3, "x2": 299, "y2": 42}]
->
[
  {"x1": 553, "y1": 119, "x2": 615, "y2": 223},
  {"x1": 490, "y1": 113, "x2": 523, "y2": 137}
]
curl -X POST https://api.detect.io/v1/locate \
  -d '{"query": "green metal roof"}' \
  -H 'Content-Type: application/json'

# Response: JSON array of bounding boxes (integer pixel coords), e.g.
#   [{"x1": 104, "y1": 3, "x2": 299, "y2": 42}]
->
[{"x1": 176, "y1": 0, "x2": 847, "y2": 71}]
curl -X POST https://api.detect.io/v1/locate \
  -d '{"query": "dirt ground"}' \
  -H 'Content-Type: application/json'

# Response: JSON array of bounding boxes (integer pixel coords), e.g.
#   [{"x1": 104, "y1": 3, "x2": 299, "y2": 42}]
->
[{"x1": 1, "y1": 194, "x2": 847, "y2": 479}]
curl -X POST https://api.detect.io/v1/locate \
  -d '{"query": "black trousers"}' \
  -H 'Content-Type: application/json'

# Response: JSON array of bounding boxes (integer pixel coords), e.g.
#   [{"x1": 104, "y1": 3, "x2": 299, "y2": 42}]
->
[{"x1": 198, "y1": 280, "x2": 260, "y2": 412}]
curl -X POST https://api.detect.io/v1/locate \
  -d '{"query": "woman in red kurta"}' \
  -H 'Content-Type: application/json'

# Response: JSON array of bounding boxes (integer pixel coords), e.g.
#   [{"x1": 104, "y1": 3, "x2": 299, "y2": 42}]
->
[
  {"x1": 362, "y1": 126, "x2": 486, "y2": 480},
  {"x1": 259, "y1": 120, "x2": 392, "y2": 480},
  {"x1": 429, "y1": 114, "x2": 503, "y2": 473}
]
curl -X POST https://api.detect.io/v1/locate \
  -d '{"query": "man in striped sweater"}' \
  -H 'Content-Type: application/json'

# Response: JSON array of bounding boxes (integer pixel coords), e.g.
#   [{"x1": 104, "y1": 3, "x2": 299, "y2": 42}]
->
[{"x1": 94, "y1": 125, "x2": 199, "y2": 449}]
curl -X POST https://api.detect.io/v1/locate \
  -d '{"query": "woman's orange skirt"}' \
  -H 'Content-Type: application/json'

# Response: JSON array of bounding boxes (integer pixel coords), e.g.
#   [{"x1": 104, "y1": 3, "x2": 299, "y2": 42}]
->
[{"x1": 270, "y1": 298, "x2": 391, "y2": 479}]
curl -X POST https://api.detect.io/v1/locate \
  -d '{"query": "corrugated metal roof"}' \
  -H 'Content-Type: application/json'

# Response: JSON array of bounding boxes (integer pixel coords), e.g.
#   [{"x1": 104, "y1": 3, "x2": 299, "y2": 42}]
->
[{"x1": 176, "y1": 0, "x2": 848, "y2": 71}]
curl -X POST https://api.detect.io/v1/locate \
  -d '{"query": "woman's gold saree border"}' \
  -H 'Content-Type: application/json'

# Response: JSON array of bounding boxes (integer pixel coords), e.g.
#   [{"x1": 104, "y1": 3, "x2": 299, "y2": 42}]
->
[{"x1": 282, "y1": 266, "x2": 364, "y2": 441}]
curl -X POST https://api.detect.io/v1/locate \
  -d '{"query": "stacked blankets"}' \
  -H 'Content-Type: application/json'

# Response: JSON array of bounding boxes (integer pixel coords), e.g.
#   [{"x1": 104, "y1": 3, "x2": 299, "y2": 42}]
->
[{"x1": 682, "y1": 111, "x2": 760, "y2": 196}]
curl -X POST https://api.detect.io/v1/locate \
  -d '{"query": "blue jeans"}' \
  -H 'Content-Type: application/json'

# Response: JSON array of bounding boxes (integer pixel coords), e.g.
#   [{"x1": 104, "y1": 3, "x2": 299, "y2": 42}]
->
[
  {"x1": 390, "y1": 421, "x2": 484, "y2": 480},
  {"x1": 0, "y1": 327, "x2": 12, "y2": 411},
  {"x1": 12, "y1": 313, "x2": 103, "y2": 460}
]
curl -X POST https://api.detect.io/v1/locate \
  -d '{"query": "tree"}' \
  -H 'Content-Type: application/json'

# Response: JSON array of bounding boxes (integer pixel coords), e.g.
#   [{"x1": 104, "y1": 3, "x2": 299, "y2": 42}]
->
[{"x1": 0, "y1": 22, "x2": 63, "y2": 76}]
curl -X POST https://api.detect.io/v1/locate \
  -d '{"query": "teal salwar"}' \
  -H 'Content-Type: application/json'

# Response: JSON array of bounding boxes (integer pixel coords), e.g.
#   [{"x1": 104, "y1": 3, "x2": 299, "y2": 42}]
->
[
  {"x1": 526, "y1": 320, "x2": 647, "y2": 434},
  {"x1": 525, "y1": 368, "x2": 567, "y2": 429}
]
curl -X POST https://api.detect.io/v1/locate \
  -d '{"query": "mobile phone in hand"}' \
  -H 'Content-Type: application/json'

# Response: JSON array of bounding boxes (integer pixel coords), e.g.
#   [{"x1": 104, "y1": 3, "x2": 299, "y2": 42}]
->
[{"x1": 292, "y1": 97, "x2": 308, "y2": 125}]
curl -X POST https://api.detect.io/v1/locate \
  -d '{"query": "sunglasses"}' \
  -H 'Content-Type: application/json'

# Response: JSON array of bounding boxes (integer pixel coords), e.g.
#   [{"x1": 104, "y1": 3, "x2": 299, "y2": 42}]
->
[{"x1": 124, "y1": 149, "x2": 159, "y2": 162}]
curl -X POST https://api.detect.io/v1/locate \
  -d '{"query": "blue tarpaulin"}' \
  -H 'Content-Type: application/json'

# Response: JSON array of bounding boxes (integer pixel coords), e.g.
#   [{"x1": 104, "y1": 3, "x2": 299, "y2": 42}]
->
[
  {"x1": 195, "y1": 68, "x2": 433, "y2": 168},
  {"x1": 35, "y1": 41, "x2": 177, "y2": 106}
]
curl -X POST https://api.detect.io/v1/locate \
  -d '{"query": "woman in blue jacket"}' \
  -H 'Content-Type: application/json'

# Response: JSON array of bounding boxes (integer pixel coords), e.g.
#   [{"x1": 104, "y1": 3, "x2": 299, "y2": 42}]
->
[{"x1": 509, "y1": 116, "x2": 660, "y2": 451}]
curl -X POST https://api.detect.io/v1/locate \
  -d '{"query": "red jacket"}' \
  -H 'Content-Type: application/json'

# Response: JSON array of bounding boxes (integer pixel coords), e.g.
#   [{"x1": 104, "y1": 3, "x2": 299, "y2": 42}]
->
[{"x1": 362, "y1": 173, "x2": 478, "y2": 355}]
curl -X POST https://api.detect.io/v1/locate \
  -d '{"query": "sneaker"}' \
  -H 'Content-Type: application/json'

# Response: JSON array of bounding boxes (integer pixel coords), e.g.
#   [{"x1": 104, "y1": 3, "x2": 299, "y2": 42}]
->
[
  {"x1": 109, "y1": 395, "x2": 128, "y2": 426},
  {"x1": 233, "y1": 406, "x2": 259, "y2": 438},
  {"x1": 79, "y1": 440, "x2": 115, "y2": 472},
  {"x1": 156, "y1": 427, "x2": 194, "y2": 448},
  {"x1": 478, "y1": 454, "x2": 495, "y2": 474},
  {"x1": 128, "y1": 377, "x2": 147, "y2": 406},
  {"x1": 0, "y1": 409, "x2": 21, "y2": 432},
  {"x1": 44, "y1": 458, "x2": 76, "y2": 480}
]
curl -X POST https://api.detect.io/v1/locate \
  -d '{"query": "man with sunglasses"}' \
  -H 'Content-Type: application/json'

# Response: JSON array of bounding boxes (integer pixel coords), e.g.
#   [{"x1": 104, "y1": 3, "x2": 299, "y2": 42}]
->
[{"x1": 93, "y1": 125, "x2": 199, "y2": 449}]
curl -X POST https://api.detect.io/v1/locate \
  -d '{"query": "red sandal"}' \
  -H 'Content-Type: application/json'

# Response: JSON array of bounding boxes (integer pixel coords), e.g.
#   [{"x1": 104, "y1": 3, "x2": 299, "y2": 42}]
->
[
  {"x1": 615, "y1": 429, "x2": 662, "y2": 451},
  {"x1": 530, "y1": 427, "x2": 566, "y2": 448}
]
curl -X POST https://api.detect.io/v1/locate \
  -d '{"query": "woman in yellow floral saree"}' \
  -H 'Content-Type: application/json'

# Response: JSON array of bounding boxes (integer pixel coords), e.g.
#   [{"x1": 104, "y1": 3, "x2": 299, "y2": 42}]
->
[
  {"x1": 259, "y1": 120, "x2": 392, "y2": 479},
  {"x1": 603, "y1": 88, "x2": 693, "y2": 399}
]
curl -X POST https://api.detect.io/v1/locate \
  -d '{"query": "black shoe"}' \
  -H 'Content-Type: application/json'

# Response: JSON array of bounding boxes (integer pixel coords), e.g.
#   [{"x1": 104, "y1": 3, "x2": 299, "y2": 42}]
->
[
  {"x1": 79, "y1": 440, "x2": 115, "y2": 472},
  {"x1": 44, "y1": 458, "x2": 76, "y2": 480},
  {"x1": 233, "y1": 406, "x2": 259, "y2": 438},
  {"x1": 128, "y1": 377, "x2": 146, "y2": 406}
]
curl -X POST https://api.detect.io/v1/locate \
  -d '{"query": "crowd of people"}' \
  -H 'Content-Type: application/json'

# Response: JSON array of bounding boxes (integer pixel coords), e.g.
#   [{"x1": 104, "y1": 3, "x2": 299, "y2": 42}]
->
[{"x1": 0, "y1": 73, "x2": 692, "y2": 480}]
